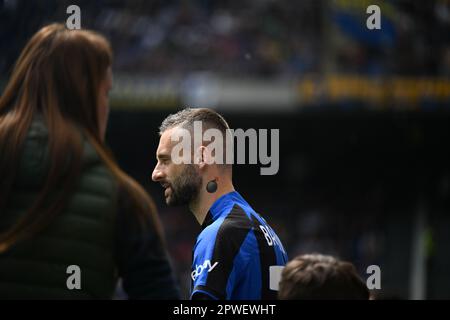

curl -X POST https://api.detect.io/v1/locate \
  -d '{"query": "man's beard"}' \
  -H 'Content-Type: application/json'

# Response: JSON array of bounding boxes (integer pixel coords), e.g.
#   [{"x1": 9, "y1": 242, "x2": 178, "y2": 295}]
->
[{"x1": 166, "y1": 165, "x2": 202, "y2": 206}]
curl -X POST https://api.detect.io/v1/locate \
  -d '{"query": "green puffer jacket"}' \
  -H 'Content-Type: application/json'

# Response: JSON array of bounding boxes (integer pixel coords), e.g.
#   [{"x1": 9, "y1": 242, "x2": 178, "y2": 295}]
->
[{"x1": 0, "y1": 116, "x2": 119, "y2": 299}]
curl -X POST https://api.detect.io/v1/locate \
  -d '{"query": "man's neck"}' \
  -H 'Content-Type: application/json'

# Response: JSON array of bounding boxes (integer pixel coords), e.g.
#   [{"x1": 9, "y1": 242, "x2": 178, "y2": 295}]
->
[{"x1": 189, "y1": 180, "x2": 235, "y2": 225}]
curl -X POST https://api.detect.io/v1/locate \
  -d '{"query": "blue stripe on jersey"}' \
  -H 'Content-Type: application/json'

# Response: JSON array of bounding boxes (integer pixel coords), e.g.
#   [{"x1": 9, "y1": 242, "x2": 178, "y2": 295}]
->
[{"x1": 225, "y1": 229, "x2": 262, "y2": 299}]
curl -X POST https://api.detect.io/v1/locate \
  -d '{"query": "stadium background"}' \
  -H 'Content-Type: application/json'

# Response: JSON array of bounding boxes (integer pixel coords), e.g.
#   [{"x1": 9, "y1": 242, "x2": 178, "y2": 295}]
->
[{"x1": 1, "y1": 0, "x2": 449, "y2": 299}]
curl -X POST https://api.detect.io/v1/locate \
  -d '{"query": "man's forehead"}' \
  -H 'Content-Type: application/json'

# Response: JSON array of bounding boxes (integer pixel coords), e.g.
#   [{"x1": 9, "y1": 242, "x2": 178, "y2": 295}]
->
[
  {"x1": 157, "y1": 127, "x2": 183, "y2": 154},
  {"x1": 160, "y1": 127, "x2": 181, "y2": 143}
]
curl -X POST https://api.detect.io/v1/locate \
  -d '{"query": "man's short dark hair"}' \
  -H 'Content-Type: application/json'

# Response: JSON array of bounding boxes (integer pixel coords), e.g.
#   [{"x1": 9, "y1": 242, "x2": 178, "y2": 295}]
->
[
  {"x1": 278, "y1": 254, "x2": 370, "y2": 300},
  {"x1": 159, "y1": 107, "x2": 230, "y2": 136},
  {"x1": 159, "y1": 107, "x2": 232, "y2": 169}
]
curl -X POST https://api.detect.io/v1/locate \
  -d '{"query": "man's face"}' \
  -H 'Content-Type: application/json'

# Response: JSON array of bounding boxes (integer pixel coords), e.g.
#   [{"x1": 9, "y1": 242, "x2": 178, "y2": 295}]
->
[{"x1": 152, "y1": 127, "x2": 202, "y2": 206}]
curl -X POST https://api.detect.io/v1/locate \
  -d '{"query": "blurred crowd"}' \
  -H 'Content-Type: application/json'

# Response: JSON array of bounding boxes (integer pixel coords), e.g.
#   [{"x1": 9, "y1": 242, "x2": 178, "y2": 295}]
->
[{"x1": 1, "y1": 0, "x2": 449, "y2": 78}]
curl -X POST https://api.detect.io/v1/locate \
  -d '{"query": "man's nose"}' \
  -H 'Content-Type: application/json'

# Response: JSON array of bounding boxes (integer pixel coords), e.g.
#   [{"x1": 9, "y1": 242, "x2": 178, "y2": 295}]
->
[{"x1": 152, "y1": 166, "x2": 164, "y2": 182}]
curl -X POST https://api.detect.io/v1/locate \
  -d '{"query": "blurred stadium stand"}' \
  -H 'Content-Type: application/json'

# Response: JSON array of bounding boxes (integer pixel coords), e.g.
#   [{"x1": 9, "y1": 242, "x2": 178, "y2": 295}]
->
[{"x1": 1, "y1": 0, "x2": 450, "y2": 299}]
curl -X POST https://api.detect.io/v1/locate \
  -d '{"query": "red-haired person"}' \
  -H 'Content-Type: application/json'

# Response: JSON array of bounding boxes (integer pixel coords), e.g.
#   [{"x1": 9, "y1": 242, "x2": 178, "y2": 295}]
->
[{"x1": 0, "y1": 24, "x2": 179, "y2": 299}]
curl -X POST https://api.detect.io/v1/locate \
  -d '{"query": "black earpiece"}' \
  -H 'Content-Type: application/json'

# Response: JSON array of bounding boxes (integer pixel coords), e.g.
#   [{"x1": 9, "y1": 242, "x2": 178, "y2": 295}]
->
[{"x1": 206, "y1": 180, "x2": 218, "y2": 193}]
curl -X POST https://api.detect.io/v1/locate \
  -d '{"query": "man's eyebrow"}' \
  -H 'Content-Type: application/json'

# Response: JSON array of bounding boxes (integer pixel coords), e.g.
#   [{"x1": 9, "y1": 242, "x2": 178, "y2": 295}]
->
[{"x1": 157, "y1": 152, "x2": 171, "y2": 160}]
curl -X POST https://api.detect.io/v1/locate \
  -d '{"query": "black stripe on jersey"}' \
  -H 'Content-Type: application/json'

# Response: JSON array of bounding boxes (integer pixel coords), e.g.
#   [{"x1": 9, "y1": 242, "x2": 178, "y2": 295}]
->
[
  {"x1": 250, "y1": 215, "x2": 278, "y2": 300},
  {"x1": 201, "y1": 211, "x2": 215, "y2": 230},
  {"x1": 203, "y1": 204, "x2": 253, "y2": 299}
]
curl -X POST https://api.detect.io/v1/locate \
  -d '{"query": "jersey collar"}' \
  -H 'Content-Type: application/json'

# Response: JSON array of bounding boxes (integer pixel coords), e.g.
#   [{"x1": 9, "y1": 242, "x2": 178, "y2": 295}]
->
[{"x1": 201, "y1": 191, "x2": 246, "y2": 229}]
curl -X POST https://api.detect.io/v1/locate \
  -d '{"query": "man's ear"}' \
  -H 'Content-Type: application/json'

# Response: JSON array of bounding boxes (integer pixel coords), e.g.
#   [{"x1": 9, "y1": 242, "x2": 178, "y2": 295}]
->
[
  {"x1": 196, "y1": 145, "x2": 208, "y2": 169},
  {"x1": 196, "y1": 145, "x2": 216, "y2": 170}
]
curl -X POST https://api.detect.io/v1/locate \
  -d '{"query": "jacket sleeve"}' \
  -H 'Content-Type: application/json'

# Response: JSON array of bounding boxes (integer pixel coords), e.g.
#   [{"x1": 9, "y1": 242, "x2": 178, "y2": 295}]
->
[{"x1": 114, "y1": 191, "x2": 180, "y2": 299}]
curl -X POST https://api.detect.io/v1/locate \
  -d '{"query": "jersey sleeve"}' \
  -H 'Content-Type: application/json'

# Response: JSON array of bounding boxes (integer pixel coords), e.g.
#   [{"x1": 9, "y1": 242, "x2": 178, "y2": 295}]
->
[{"x1": 190, "y1": 234, "x2": 233, "y2": 300}]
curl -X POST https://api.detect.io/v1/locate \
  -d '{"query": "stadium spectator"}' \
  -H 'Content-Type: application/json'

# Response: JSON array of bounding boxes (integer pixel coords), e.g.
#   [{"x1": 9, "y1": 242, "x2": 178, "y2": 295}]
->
[{"x1": 278, "y1": 254, "x2": 369, "y2": 300}]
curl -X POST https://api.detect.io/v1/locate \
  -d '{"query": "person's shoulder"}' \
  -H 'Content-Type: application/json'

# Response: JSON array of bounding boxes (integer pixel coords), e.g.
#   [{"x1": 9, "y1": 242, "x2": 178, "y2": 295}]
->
[
  {"x1": 200, "y1": 204, "x2": 254, "y2": 249},
  {"x1": 197, "y1": 199, "x2": 261, "y2": 252},
  {"x1": 211, "y1": 203, "x2": 254, "y2": 232},
  {"x1": 221, "y1": 203, "x2": 254, "y2": 230}
]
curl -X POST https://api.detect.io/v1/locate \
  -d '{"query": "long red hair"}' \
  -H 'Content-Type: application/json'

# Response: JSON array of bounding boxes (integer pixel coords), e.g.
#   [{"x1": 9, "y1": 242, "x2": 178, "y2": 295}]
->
[{"x1": 0, "y1": 23, "x2": 162, "y2": 252}]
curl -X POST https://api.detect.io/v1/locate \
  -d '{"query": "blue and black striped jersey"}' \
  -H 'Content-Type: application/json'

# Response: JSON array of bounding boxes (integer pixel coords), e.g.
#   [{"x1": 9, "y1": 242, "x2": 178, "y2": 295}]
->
[{"x1": 190, "y1": 191, "x2": 288, "y2": 300}]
